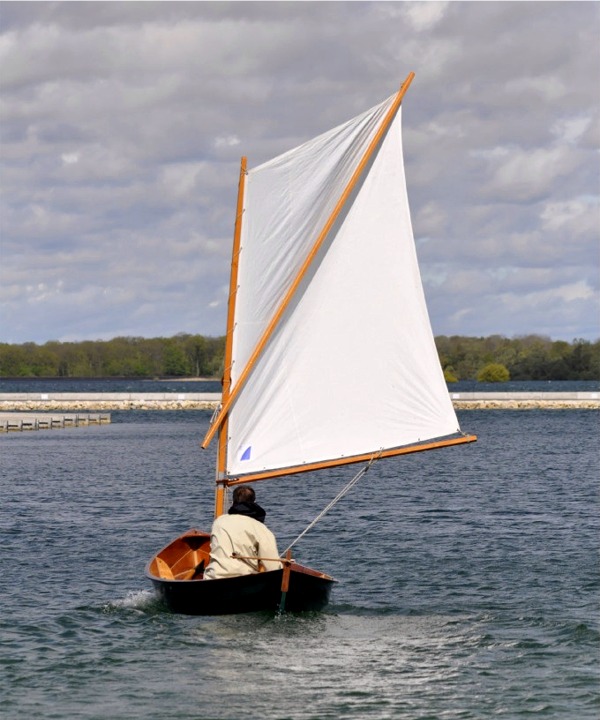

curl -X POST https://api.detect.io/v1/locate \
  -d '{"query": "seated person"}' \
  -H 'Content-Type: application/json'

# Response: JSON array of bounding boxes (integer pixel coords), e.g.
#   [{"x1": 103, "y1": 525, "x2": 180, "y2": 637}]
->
[{"x1": 203, "y1": 486, "x2": 282, "y2": 580}]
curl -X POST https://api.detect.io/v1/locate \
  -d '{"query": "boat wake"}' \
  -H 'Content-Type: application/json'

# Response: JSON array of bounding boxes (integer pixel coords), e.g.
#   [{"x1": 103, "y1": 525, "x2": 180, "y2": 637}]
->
[{"x1": 105, "y1": 589, "x2": 162, "y2": 613}]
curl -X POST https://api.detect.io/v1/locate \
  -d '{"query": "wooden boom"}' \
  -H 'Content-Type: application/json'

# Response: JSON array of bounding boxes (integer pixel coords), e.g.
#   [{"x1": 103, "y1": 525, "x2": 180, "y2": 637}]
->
[{"x1": 223, "y1": 433, "x2": 477, "y2": 486}]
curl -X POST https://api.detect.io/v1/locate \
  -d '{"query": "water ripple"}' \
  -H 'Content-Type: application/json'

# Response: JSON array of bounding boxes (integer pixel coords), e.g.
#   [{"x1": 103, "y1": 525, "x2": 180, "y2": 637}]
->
[{"x1": 1, "y1": 410, "x2": 599, "y2": 719}]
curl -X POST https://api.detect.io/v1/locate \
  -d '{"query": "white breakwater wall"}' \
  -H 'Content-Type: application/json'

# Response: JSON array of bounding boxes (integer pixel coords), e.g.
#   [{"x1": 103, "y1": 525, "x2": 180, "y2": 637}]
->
[
  {"x1": 0, "y1": 392, "x2": 598, "y2": 411},
  {"x1": 0, "y1": 392, "x2": 220, "y2": 411},
  {"x1": 448, "y1": 391, "x2": 599, "y2": 410}
]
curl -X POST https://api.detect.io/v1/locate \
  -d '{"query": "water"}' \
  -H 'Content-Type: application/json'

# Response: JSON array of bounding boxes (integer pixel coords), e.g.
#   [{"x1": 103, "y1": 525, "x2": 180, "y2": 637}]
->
[
  {"x1": 0, "y1": 377, "x2": 222, "y2": 393},
  {"x1": 1, "y1": 410, "x2": 598, "y2": 719},
  {"x1": 0, "y1": 378, "x2": 598, "y2": 393}
]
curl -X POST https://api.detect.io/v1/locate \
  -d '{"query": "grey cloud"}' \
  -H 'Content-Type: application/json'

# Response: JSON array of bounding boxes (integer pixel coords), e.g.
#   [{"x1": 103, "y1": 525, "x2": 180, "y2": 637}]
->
[{"x1": 1, "y1": 1, "x2": 598, "y2": 344}]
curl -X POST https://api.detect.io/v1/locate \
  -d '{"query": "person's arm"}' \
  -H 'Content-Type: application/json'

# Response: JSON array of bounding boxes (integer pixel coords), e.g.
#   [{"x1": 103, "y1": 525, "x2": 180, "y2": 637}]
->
[{"x1": 259, "y1": 526, "x2": 282, "y2": 572}]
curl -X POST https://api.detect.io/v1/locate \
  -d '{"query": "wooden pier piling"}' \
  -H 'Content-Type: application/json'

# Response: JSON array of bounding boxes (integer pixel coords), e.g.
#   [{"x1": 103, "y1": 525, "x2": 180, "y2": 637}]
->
[{"x1": 0, "y1": 412, "x2": 111, "y2": 433}]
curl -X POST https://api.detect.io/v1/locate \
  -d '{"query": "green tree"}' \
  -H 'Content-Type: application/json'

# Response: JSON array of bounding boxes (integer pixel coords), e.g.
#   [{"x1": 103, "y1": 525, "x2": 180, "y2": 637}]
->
[
  {"x1": 1, "y1": 333, "x2": 596, "y2": 380},
  {"x1": 0, "y1": 344, "x2": 32, "y2": 375},
  {"x1": 443, "y1": 366, "x2": 459, "y2": 382},
  {"x1": 27, "y1": 344, "x2": 59, "y2": 376},
  {"x1": 477, "y1": 363, "x2": 510, "y2": 382},
  {"x1": 183, "y1": 334, "x2": 208, "y2": 376},
  {"x1": 163, "y1": 341, "x2": 191, "y2": 376}
]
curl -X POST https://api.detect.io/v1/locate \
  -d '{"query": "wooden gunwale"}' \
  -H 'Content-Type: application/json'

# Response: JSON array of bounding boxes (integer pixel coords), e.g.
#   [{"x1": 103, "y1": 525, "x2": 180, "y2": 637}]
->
[
  {"x1": 146, "y1": 528, "x2": 336, "y2": 615},
  {"x1": 147, "y1": 530, "x2": 334, "y2": 581}
]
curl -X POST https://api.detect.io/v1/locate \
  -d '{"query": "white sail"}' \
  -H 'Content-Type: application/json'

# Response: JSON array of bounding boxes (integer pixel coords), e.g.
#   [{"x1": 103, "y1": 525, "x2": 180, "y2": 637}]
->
[{"x1": 225, "y1": 94, "x2": 460, "y2": 478}]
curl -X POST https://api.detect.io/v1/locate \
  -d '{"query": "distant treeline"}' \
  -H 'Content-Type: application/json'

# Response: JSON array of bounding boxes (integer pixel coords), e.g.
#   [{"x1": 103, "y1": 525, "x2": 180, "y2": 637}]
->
[
  {"x1": 0, "y1": 334, "x2": 225, "y2": 379},
  {"x1": 437, "y1": 334, "x2": 599, "y2": 382},
  {"x1": 0, "y1": 333, "x2": 598, "y2": 381}
]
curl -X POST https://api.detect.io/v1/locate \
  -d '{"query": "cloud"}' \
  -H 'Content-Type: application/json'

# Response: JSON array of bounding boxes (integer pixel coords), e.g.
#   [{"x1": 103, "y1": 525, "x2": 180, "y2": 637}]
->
[
  {"x1": 1, "y1": 1, "x2": 599, "y2": 344},
  {"x1": 476, "y1": 145, "x2": 579, "y2": 203},
  {"x1": 403, "y1": 1, "x2": 450, "y2": 32}
]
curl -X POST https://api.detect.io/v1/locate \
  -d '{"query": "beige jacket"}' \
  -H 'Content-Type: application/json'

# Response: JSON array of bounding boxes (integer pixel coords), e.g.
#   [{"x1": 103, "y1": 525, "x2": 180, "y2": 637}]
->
[{"x1": 203, "y1": 513, "x2": 282, "y2": 580}]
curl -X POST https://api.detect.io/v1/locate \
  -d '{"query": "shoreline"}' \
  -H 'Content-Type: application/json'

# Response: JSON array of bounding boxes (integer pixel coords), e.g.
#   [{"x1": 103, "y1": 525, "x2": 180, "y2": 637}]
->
[{"x1": 0, "y1": 392, "x2": 598, "y2": 412}]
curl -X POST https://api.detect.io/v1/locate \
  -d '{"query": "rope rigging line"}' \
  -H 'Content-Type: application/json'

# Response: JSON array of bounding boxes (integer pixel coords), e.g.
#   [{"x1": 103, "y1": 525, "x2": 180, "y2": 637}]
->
[
  {"x1": 283, "y1": 450, "x2": 382, "y2": 555},
  {"x1": 209, "y1": 402, "x2": 221, "y2": 428}
]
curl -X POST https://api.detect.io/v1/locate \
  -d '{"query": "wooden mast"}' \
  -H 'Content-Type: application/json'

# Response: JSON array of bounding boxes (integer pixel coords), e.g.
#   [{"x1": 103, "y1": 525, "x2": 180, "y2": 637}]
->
[
  {"x1": 214, "y1": 156, "x2": 247, "y2": 518},
  {"x1": 202, "y1": 72, "x2": 416, "y2": 451}
]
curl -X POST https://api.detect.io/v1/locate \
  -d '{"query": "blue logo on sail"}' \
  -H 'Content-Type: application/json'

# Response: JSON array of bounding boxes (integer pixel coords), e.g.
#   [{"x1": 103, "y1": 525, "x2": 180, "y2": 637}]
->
[{"x1": 240, "y1": 446, "x2": 252, "y2": 461}]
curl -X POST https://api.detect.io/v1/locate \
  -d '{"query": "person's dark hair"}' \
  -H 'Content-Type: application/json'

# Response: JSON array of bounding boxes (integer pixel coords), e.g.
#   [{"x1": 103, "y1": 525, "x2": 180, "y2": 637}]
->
[
  {"x1": 232, "y1": 486, "x2": 255, "y2": 504},
  {"x1": 229, "y1": 485, "x2": 265, "y2": 522}
]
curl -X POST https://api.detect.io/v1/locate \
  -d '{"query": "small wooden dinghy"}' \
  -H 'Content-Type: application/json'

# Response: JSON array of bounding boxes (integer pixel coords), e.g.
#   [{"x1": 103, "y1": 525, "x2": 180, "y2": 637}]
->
[{"x1": 146, "y1": 530, "x2": 335, "y2": 615}]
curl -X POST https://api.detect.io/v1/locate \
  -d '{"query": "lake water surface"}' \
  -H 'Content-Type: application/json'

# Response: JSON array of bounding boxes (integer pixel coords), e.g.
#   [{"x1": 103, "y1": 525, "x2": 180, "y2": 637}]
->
[
  {"x1": 1, "y1": 409, "x2": 598, "y2": 719},
  {"x1": 1, "y1": 378, "x2": 599, "y2": 394}
]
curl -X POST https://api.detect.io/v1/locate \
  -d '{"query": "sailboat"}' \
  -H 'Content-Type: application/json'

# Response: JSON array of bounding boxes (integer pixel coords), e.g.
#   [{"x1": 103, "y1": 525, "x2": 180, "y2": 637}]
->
[{"x1": 146, "y1": 72, "x2": 477, "y2": 615}]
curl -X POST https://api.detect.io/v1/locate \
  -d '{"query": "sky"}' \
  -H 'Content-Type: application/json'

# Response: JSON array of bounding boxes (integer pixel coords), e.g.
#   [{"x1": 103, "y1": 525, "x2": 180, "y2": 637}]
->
[{"x1": 1, "y1": 1, "x2": 599, "y2": 345}]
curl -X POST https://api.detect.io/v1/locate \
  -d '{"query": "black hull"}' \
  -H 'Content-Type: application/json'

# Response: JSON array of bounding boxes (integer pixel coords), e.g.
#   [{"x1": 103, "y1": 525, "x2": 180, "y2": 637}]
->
[
  {"x1": 146, "y1": 530, "x2": 336, "y2": 615},
  {"x1": 148, "y1": 566, "x2": 334, "y2": 615}
]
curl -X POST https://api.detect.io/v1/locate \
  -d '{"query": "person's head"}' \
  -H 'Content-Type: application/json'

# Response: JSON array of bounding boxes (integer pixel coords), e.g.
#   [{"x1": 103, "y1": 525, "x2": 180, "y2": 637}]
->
[
  {"x1": 232, "y1": 486, "x2": 255, "y2": 505},
  {"x1": 229, "y1": 485, "x2": 265, "y2": 522}
]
